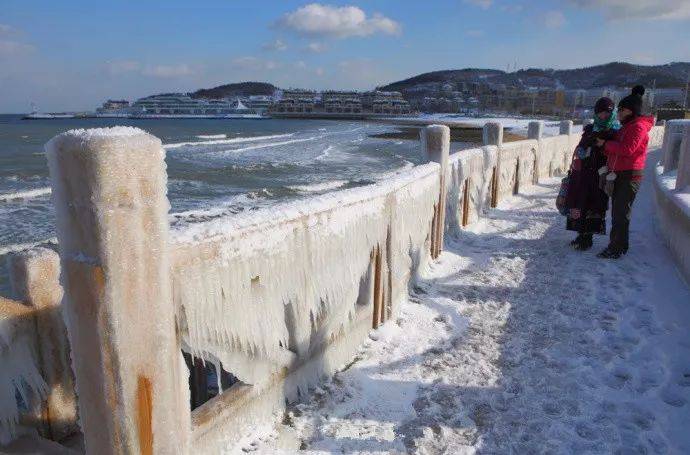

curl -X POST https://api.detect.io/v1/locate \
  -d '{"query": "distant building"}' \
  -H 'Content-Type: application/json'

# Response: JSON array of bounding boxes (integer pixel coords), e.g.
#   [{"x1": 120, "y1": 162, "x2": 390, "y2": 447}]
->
[
  {"x1": 361, "y1": 91, "x2": 411, "y2": 114},
  {"x1": 131, "y1": 93, "x2": 255, "y2": 116},
  {"x1": 323, "y1": 91, "x2": 362, "y2": 114},
  {"x1": 245, "y1": 95, "x2": 274, "y2": 114},
  {"x1": 273, "y1": 89, "x2": 317, "y2": 113},
  {"x1": 270, "y1": 89, "x2": 411, "y2": 116}
]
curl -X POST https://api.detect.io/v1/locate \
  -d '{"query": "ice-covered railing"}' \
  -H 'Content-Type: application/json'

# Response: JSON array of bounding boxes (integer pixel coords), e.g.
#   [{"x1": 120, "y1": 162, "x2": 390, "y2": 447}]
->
[
  {"x1": 0, "y1": 248, "x2": 77, "y2": 445},
  {"x1": 27, "y1": 125, "x2": 448, "y2": 454},
  {"x1": 444, "y1": 120, "x2": 581, "y2": 235},
  {"x1": 654, "y1": 120, "x2": 690, "y2": 283}
]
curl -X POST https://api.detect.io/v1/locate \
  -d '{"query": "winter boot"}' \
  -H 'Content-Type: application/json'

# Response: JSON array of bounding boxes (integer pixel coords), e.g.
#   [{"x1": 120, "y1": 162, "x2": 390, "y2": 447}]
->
[
  {"x1": 575, "y1": 234, "x2": 593, "y2": 251},
  {"x1": 597, "y1": 246, "x2": 623, "y2": 259},
  {"x1": 570, "y1": 234, "x2": 584, "y2": 247}
]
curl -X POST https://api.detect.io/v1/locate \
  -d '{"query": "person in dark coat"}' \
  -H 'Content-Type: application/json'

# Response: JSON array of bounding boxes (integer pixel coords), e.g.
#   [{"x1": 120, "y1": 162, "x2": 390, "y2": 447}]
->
[
  {"x1": 565, "y1": 97, "x2": 620, "y2": 250},
  {"x1": 595, "y1": 85, "x2": 654, "y2": 259}
]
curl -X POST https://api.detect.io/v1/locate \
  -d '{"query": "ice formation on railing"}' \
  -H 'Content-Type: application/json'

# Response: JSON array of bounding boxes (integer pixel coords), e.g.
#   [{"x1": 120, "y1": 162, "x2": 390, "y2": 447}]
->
[
  {"x1": 169, "y1": 164, "x2": 439, "y2": 394},
  {"x1": 0, "y1": 300, "x2": 46, "y2": 444},
  {"x1": 446, "y1": 146, "x2": 497, "y2": 234}
]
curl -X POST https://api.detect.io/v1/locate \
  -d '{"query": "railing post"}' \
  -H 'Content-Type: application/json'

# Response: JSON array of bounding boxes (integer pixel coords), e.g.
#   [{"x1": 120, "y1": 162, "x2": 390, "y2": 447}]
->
[
  {"x1": 7, "y1": 248, "x2": 78, "y2": 441},
  {"x1": 528, "y1": 120, "x2": 544, "y2": 140},
  {"x1": 46, "y1": 128, "x2": 190, "y2": 454},
  {"x1": 421, "y1": 125, "x2": 450, "y2": 258},
  {"x1": 559, "y1": 120, "x2": 573, "y2": 135},
  {"x1": 662, "y1": 120, "x2": 690, "y2": 173},
  {"x1": 676, "y1": 126, "x2": 690, "y2": 191},
  {"x1": 483, "y1": 122, "x2": 503, "y2": 146}
]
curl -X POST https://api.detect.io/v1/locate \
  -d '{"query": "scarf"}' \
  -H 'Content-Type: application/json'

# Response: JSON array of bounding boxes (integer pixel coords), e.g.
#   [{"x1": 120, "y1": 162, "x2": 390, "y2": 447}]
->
[{"x1": 592, "y1": 109, "x2": 621, "y2": 132}]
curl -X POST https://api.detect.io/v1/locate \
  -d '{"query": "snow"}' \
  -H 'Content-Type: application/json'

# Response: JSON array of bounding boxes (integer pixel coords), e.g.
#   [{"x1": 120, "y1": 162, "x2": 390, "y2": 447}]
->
[
  {"x1": 246, "y1": 147, "x2": 690, "y2": 454},
  {"x1": 656, "y1": 167, "x2": 690, "y2": 220}
]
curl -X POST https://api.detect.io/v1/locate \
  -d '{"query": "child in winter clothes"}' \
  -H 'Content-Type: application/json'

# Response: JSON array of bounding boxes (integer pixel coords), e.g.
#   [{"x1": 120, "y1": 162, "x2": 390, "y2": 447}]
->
[{"x1": 595, "y1": 85, "x2": 654, "y2": 259}]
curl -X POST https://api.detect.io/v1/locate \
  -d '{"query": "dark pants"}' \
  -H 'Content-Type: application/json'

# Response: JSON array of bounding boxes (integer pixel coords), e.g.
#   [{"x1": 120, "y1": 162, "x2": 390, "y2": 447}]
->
[{"x1": 609, "y1": 171, "x2": 642, "y2": 252}]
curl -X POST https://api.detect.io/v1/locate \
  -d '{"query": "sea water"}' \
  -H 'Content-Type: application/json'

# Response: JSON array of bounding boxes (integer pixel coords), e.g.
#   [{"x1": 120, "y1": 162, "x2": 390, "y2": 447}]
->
[{"x1": 0, "y1": 115, "x2": 476, "y2": 258}]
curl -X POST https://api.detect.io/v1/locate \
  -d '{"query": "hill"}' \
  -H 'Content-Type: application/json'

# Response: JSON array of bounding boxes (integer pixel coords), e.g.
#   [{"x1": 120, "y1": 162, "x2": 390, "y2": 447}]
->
[
  {"x1": 378, "y1": 62, "x2": 690, "y2": 92},
  {"x1": 190, "y1": 82, "x2": 277, "y2": 99}
]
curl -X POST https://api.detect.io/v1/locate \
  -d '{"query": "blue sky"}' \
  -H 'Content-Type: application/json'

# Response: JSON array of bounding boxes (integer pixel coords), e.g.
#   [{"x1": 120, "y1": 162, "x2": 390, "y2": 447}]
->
[{"x1": 1, "y1": 0, "x2": 689, "y2": 112}]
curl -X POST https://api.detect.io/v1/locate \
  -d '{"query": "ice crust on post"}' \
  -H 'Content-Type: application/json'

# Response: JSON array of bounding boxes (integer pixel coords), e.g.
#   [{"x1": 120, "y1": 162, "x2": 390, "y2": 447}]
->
[
  {"x1": 7, "y1": 247, "x2": 78, "y2": 441},
  {"x1": 170, "y1": 163, "x2": 440, "y2": 397},
  {"x1": 0, "y1": 297, "x2": 47, "y2": 445},
  {"x1": 45, "y1": 127, "x2": 189, "y2": 454}
]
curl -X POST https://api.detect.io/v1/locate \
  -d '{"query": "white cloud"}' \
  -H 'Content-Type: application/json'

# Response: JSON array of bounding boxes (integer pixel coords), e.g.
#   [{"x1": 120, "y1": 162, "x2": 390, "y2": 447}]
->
[
  {"x1": 277, "y1": 3, "x2": 401, "y2": 38},
  {"x1": 305, "y1": 41, "x2": 328, "y2": 53},
  {"x1": 231, "y1": 56, "x2": 279, "y2": 71},
  {"x1": 142, "y1": 64, "x2": 194, "y2": 78},
  {"x1": 543, "y1": 10, "x2": 566, "y2": 29},
  {"x1": 262, "y1": 38, "x2": 287, "y2": 51},
  {"x1": 567, "y1": 0, "x2": 690, "y2": 20},
  {"x1": 463, "y1": 0, "x2": 493, "y2": 9},
  {"x1": 315, "y1": 67, "x2": 325, "y2": 76}
]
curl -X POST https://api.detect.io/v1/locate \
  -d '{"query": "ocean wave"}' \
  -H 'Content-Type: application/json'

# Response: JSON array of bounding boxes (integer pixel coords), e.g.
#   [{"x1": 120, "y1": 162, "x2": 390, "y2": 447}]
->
[
  {"x1": 315, "y1": 145, "x2": 334, "y2": 161},
  {"x1": 169, "y1": 190, "x2": 273, "y2": 225},
  {"x1": 288, "y1": 180, "x2": 348, "y2": 193},
  {"x1": 0, "y1": 187, "x2": 52, "y2": 202},
  {"x1": 196, "y1": 134, "x2": 227, "y2": 140},
  {"x1": 218, "y1": 137, "x2": 318, "y2": 154},
  {"x1": 164, "y1": 133, "x2": 294, "y2": 149},
  {"x1": 0, "y1": 237, "x2": 57, "y2": 256},
  {"x1": 374, "y1": 161, "x2": 415, "y2": 181}
]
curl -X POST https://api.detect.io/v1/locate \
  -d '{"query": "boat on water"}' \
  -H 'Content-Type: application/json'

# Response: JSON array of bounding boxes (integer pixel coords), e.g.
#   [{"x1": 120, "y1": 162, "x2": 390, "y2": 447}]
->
[{"x1": 23, "y1": 112, "x2": 79, "y2": 119}]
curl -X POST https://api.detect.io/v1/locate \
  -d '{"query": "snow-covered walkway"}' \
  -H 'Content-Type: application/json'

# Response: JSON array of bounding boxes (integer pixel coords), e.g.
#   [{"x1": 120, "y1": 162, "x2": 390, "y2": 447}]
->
[{"x1": 250, "y1": 148, "x2": 690, "y2": 454}]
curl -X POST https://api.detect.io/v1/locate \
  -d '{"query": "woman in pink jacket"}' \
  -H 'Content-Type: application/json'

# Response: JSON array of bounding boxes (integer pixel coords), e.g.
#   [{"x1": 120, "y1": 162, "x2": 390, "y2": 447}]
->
[{"x1": 595, "y1": 85, "x2": 654, "y2": 259}]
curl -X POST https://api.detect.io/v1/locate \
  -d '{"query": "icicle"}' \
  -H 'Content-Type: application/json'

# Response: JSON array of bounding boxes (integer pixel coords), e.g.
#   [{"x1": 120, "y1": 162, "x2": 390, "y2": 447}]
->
[
  {"x1": 168, "y1": 164, "x2": 439, "y2": 388},
  {"x1": 0, "y1": 310, "x2": 47, "y2": 445}
]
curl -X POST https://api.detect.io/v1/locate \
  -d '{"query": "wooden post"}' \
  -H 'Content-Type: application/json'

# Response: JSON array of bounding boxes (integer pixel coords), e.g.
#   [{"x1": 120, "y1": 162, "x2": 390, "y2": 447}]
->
[
  {"x1": 559, "y1": 120, "x2": 573, "y2": 135},
  {"x1": 461, "y1": 179, "x2": 470, "y2": 227},
  {"x1": 372, "y1": 246, "x2": 383, "y2": 329},
  {"x1": 420, "y1": 125, "x2": 450, "y2": 258},
  {"x1": 45, "y1": 128, "x2": 190, "y2": 454},
  {"x1": 8, "y1": 248, "x2": 78, "y2": 441}
]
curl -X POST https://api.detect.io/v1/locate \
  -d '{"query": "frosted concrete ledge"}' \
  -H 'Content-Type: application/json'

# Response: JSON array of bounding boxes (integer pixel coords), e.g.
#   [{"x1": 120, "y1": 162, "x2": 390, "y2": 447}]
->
[{"x1": 654, "y1": 166, "x2": 690, "y2": 284}]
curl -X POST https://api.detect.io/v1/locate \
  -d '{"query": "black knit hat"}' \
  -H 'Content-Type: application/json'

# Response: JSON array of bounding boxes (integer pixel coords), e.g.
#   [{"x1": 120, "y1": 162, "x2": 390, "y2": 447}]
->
[
  {"x1": 618, "y1": 85, "x2": 645, "y2": 117},
  {"x1": 594, "y1": 97, "x2": 615, "y2": 114}
]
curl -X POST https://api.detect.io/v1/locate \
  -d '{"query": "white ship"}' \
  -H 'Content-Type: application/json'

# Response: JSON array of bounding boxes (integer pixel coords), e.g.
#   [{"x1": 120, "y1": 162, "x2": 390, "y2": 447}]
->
[{"x1": 23, "y1": 103, "x2": 82, "y2": 119}]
